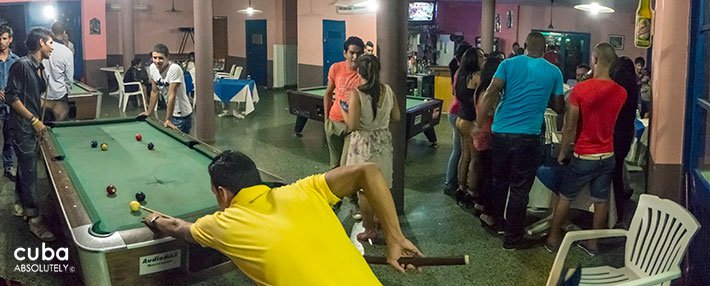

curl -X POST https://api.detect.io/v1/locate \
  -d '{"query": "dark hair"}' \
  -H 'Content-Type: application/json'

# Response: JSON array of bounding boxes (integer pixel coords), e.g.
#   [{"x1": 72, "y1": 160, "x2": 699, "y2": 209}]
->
[
  {"x1": 512, "y1": 42, "x2": 519, "y2": 47},
  {"x1": 475, "y1": 57, "x2": 503, "y2": 102},
  {"x1": 576, "y1": 64, "x2": 591, "y2": 71},
  {"x1": 489, "y1": 51, "x2": 505, "y2": 60},
  {"x1": 366, "y1": 41, "x2": 374, "y2": 48},
  {"x1": 189, "y1": 52, "x2": 195, "y2": 57},
  {"x1": 131, "y1": 58, "x2": 142, "y2": 66},
  {"x1": 634, "y1": 57, "x2": 645, "y2": 67},
  {"x1": 0, "y1": 25, "x2": 13, "y2": 38},
  {"x1": 356, "y1": 54, "x2": 383, "y2": 119},
  {"x1": 515, "y1": 47, "x2": 525, "y2": 56},
  {"x1": 51, "y1": 21, "x2": 66, "y2": 36},
  {"x1": 25, "y1": 27, "x2": 52, "y2": 52},
  {"x1": 343, "y1": 36, "x2": 365, "y2": 51},
  {"x1": 455, "y1": 47, "x2": 482, "y2": 101},
  {"x1": 611, "y1": 56, "x2": 640, "y2": 127},
  {"x1": 208, "y1": 150, "x2": 262, "y2": 194},
  {"x1": 153, "y1": 43, "x2": 170, "y2": 56},
  {"x1": 455, "y1": 43, "x2": 472, "y2": 61}
]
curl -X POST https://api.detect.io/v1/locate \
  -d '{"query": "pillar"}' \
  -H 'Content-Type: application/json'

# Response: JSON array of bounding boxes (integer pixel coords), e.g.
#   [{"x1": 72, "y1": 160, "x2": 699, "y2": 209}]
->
[
  {"x1": 194, "y1": 0, "x2": 215, "y2": 142},
  {"x1": 121, "y1": 0, "x2": 134, "y2": 70},
  {"x1": 481, "y1": 0, "x2": 495, "y2": 53}
]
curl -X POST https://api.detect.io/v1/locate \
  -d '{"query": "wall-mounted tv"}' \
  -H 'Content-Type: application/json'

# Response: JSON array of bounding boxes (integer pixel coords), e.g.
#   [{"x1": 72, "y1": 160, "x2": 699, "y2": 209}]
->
[{"x1": 408, "y1": 1, "x2": 436, "y2": 24}]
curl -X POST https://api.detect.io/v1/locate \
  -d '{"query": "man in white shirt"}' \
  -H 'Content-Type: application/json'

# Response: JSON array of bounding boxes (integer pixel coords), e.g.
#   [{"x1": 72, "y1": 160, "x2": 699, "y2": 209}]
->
[
  {"x1": 139, "y1": 44, "x2": 193, "y2": 134},
  {"x1": 42, "y1": 22, "x2": 73, "y2": 121}
]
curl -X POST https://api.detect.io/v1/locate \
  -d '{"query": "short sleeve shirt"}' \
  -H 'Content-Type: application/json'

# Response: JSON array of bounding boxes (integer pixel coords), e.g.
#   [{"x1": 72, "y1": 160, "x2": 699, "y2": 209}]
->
[
  {"x1": 491, "y1": 56, "x2": 564, "y2": 135},
  {"x1": 327, "y1": 61, "x2": 361, "y2": 122},
  {"x1": 190, "y1": 175, "x2": 380, "y2": 286},
  {"x1": 149, "y1": 62, "x2": 193, "y2": 117},
  {"x1": 569, "y1": 78, "x2": 627, "y2": 154}
]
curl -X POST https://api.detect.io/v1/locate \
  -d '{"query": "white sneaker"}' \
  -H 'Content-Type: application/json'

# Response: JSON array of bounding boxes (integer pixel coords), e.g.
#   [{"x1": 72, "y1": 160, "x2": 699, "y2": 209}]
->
[
  {"x1": 28, "y1": 216, "x2": 56, "y2": 242},
  {"x1": 13, "y1": 203, "x2": 24, "y2": 217}
]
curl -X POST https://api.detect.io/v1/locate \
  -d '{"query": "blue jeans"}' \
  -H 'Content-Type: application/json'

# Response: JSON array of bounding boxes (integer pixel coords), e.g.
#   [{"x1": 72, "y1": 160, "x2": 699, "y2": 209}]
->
[
  {"x1": 12, "y1": 131, "x2": 39, "y2": 217},
  {"x1": 490, "y1": 133, "x2": 543, "y2": 243},
  {"x1": 0, "y1": 105, "x2": 15, "y2": 169},
  {"x1": 561, "y1": 155, "x2": 615, "y2": 202},
  {"x1": 445, "y1": 114, "x2": 461, "y2": 189},
  {"x1": 171, "y1": 114, "x2": 193, "y2": 134}
]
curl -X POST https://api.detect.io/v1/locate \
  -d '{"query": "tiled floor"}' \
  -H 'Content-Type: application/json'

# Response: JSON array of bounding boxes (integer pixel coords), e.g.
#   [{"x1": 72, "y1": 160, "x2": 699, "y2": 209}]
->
[{"x1": 0, "y1": 88, "x2": 644, "y2": 285}]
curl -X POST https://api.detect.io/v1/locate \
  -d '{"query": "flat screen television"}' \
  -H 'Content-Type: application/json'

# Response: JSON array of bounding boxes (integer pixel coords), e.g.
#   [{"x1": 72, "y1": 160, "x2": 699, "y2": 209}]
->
[{"x1": 408, "y1": 1, "x2": 436, "y2": 24}]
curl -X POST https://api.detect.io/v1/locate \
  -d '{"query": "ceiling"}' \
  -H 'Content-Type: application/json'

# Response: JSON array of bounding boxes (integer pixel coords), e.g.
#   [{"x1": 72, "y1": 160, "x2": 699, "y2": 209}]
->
[{"x1": 437, "y1": 0, "x2": 639, "y2": 14}]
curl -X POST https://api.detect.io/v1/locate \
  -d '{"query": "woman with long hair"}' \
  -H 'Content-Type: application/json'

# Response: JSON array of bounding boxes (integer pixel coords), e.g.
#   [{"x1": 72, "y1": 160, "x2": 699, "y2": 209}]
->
[
  {"x1": 474, "y1": 56, "x2": 504, "y2": 228},
  {"x1": 610, "y1": 56, "x2": 639, "y2": 224},
  {"x1": 444, "y1": 43, "x2": 472, "y2": 194},
  {"x1": 342, "y1": 54, "x2": 401, "y2": 241},
  {"x1": 454, "y1": 47, "x2": 484, "y2": 206}
]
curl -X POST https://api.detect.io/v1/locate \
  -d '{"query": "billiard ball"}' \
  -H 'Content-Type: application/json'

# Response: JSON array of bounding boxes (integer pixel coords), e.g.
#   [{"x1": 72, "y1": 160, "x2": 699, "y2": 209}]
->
[
  {"x1": 135, "y1": 192, "x2": 146, "y2": 202},
  {"x1": 135, "y1": 134, "x2": 142, "y2": 141},
  {"x1": 129, "y1": 201, "x2": 140, "y2": 212},
  {"x1": 147, "y1": 142, "x2": 155, "y2": 150},
  {"x1": 100, "y1": 143, "x2": 108, "y2": 151},
  {"x1": 106, "y1": 184, "x2": 117, "y2": 195},
  {"x1": 91, "y1": 140, "x2": 98, "y2": 148}
]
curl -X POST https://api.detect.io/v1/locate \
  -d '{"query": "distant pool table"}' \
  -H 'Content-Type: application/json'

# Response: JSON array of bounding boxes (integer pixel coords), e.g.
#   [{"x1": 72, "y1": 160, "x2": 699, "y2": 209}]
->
[
  {"x1": 286, "y1": 86, "x2": 442, "y2": 144},
  {"x1": 68, "y1": 82, "x2": 102, "y2": 120},
  {"x1": 40, "y1": 117, "x2": 283, "y2": 285}
]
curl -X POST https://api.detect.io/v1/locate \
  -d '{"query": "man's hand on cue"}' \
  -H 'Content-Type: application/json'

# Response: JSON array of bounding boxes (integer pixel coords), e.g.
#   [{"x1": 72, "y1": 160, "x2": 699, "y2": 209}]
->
[{"x1": 386, "y1": 238, "x2": 424, "y2": 273}]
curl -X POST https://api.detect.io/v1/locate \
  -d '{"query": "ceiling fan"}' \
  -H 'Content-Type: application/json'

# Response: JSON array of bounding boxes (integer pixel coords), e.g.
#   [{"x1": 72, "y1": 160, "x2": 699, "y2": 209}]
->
[
  {"x1": 166, "y1": 0, "x2": 182, "y2": 13},
  {"x1": 237, "y1": 0, "x2": 263, "y2": 16}
]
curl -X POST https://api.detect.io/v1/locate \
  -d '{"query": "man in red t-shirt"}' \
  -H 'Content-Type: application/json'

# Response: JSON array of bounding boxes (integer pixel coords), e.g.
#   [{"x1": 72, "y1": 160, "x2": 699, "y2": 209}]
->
[
  {"x1": 323, "y1": 36, "x2": 364, "y2": 169},
  {"x1": 545, "y1": 43, "x2": 627, "y2": 256}
]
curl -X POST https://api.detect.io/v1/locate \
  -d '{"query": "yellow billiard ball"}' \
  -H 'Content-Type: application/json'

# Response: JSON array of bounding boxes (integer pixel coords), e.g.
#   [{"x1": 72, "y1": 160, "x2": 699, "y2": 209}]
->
[
  {"x1": 129, "y1": 201, "x2": 141, "y2": 212},
  {"x1": 100, "y1": 143, "x2": 108, "y2": 151}
]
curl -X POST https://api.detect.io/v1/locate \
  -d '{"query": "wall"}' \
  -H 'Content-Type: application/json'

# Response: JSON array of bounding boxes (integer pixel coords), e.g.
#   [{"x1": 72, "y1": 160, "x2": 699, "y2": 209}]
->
[
  {"x1": 518, "y1": 5, "x2": 645, "y2": 61},
  {"x1": 296, "y1": 0, "x2": 377, "y2": 87},
  {"x1": 437, "y1": 1, "x2": 481, "y2": 46}
]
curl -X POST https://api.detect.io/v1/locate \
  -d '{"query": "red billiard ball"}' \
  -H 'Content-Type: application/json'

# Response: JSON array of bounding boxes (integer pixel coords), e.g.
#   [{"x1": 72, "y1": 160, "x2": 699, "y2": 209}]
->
[
  {"x1": 136, "y1": 134, "x2": 142, "y2": 141},
  {"x1": 106, "y1": 184, "x2": 117, "y2": 195}
]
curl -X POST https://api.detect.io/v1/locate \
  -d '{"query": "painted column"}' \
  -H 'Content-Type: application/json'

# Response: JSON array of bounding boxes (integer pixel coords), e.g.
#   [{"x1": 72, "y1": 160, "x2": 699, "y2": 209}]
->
[
  {"x1": 194, "y1": 0, "x2": 215, "y2": 142},
  {"x1": 120, "y1": 0, "x2": 134, "y2": 70},
  {"x1": 377, "y1": 0, "x2": 407, "y2": 213},
  {"x1": 647, "y1": 0, "x2": 691, "y2": 202},
  {"x1": 481, "y1": 0, "x2": 495, "y2": 53}
]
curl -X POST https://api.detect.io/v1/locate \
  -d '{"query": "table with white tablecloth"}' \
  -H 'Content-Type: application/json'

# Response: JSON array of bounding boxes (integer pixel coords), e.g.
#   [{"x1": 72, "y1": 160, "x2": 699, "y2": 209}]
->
[{"x1": 213, "y1": 78, "x2": 260, "y2": 116}]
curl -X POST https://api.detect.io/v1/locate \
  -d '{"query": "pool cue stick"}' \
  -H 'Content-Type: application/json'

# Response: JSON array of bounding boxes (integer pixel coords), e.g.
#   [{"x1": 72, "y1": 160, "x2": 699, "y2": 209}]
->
[
  {"x1": 140, "y1": 206, "x2": 175, "y2": 219},
  {"x1": 363, "y1": 255, "x2": 469, "y2": 266}
]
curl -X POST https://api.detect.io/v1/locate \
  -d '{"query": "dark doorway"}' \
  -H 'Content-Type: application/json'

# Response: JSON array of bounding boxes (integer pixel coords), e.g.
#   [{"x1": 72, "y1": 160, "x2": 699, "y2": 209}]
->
[
  {"x1": 322, "y1": 20, "x2": 345, "y2": 85},
  {"x1": 245, "y1": 19, "x2": 267, "y2": 86},
  {"x1": 213, "y1": 17, "x2": 228, "y2": 61}
]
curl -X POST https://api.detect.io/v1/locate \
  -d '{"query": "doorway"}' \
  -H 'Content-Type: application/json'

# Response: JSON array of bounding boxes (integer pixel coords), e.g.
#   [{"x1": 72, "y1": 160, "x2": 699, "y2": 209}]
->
[
  {"x1": 533, "y1": 30, "x2": 591, "y2": 83},
  {"x1": 213, "y1": 17, "x2": 228, "y2": 61},
  {"x1": 322, "y1": 20, "x2": 345, "y2": 85},
  {"x1": 245, "y1": 19, "x2": 267, "y2": 86}
]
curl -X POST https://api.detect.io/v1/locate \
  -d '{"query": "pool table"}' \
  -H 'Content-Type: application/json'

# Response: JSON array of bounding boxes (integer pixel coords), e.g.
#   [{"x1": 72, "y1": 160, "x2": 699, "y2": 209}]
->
[
  {"x1": 286, "y1": 86, "x2": 442, "y2": 144},
  {"x1": 40, "y1": 117, "x2": 284, "y2": 286},
  {"x1": 68, "y1": 82, "x2": 102, "y2": 120}
]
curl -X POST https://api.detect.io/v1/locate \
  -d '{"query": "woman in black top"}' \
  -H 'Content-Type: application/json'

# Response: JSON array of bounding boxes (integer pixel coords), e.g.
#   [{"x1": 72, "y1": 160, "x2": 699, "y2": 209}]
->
[{"x1": 454, "y1": 47, "x2": 484, "y2": 206}]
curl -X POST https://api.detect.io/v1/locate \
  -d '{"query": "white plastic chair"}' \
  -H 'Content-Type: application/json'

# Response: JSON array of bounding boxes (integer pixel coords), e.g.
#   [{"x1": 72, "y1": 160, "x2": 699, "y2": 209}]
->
[
  {"x1": 114, "y1": 71, "x2": 147, "y2": 113},
  {"x1": 544, "y1": 108, "x2": 560, "y2": 144},
  {"x1": 215, "y1": 64, "x2": 237, "y2": 78},
  {"x1": 547, "y1": 194, "x2": 701, "y2": 286}
]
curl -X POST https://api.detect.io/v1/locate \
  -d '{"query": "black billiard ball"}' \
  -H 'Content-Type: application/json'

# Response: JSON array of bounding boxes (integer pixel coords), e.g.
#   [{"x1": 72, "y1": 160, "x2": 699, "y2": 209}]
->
[
  {"x1": 135, "y1": 192, "x2": 146, "y2": 202},
  {"x1": 147, "y1": 142, "x2": 155, "y2": 150},
  {"x1": 106, "y1": 184, "x2": 117, "y2": 195},
  {"x1": 91, "y1": 140, "x2": 98, "y2": 148}
]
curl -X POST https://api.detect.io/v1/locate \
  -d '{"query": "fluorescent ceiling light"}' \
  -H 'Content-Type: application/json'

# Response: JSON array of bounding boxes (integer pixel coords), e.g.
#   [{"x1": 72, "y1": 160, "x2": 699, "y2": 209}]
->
[
  {"x1": 43, "y1": 5, "x2": 57, "y2": 20},
  {"x1": 574, "y1": 2, "x2": 615, "y2": 14}
]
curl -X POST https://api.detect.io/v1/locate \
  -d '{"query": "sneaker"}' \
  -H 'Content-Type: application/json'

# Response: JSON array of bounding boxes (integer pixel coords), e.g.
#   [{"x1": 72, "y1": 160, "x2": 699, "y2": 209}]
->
[
  {"x1": 28, "y1": 216, "x2": 56, "y2": 242},
  {"x1": 502, "y1": 238, "x2": 538, "y2": 251},
  {"x1": 575, "y1": 241, "x2": 598, "y2": 256},
  {"x1": 13, "y1": 203, "x2": 24, "y2": 217},
  {"x1": 5, "y1": 167, "x2": 16, "y2": 181}
]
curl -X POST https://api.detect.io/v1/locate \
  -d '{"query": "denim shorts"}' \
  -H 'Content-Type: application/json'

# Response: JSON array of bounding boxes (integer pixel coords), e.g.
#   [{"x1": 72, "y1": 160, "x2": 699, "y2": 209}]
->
[
  {"x1": 560, "y1": 155, "x2": 615, "y2": 202},
  {"x1": 171, "y1": 114, "x2": 192, "y2": 134}
]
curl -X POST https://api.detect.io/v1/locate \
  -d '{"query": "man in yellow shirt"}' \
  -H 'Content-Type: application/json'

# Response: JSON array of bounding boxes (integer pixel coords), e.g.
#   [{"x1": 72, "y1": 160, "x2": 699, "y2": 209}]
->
[{"x1": 143, "y1": 150, "x2": 422, "y2": 285}]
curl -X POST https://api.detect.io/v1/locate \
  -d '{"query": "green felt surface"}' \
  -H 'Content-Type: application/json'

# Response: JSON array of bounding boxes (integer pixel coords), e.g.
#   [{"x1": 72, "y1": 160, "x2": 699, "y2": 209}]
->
[
  {"x1": 49, "y1": 120, "x2": 216, "y2": 234},
  {"x1": 70, "y1": 83, "x2": 92, "y2": 94},
  {"x1": 300, "y1": 88, "x2": 429, "y2": 109}
]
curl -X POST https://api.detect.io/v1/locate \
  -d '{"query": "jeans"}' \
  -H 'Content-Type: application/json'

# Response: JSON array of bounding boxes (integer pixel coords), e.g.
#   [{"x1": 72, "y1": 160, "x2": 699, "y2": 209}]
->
[
  {"x1": 490, "y1": 133, "x2": 543, "y2": 243},
  {"x1": 0, "y1": 105, "x2": 15, "y2": 170},
  {"x1": 171, "y1": 114, "x2": 193, "y2": 134},
  {"x1": 561, "y1": 156, "x2": 615, "y2": 201},
  {"x1": 445, "y1": 114, "x2": 461, "y2": 189},
  {"x1": 12, "y1": 131, "x2": 39, "y2": 217}
]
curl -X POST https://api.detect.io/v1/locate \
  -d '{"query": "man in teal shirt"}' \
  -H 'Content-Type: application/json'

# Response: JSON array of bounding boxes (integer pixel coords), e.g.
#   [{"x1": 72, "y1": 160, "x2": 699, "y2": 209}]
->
[{"x1": 476, "y1": 32, "x2": 565, "y2": 250}]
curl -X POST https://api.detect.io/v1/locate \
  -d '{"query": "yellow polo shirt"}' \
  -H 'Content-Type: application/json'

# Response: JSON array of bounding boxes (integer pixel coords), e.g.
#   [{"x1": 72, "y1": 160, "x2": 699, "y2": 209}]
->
[{"x1": 190, "y1": 174, "x2": 381, "y2": 286}]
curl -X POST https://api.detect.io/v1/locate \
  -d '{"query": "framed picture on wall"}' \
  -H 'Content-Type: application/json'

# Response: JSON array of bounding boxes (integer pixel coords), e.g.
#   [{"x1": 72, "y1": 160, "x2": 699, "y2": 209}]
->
[{"x1": 609, "y1": 34, "x2": 624, "y2": 50}]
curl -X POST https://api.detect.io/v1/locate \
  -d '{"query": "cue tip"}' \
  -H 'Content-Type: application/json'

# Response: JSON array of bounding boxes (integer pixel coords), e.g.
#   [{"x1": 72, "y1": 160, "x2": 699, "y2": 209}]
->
[{"x1": 464, "y1": 255, "x2": 470, "y2": 265}]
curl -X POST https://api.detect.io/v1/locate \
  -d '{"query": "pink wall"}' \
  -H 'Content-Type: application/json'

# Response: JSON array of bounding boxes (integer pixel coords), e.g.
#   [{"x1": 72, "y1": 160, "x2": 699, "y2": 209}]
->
[
  {"x1": 297, "y1": 0, "x2": 377, "y2": 66},
  {"x1": 213, "y1": 0, "x2": 278, "y2": 60},
  {"x1": 649, "y1": 0, "x2": 690, "y2": 164},
  {"x1": 437, "y1": 1, "x2": 481, "y2": 46},
  {"x1": 517, "y1": 5, "x2": 645, "y2": 61}
]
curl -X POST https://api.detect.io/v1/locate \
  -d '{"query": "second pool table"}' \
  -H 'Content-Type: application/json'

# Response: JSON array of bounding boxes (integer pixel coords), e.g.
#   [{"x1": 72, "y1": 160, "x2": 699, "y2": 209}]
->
[{"x1": 286, "y1": 86, "x2": 442, "y2": 144}]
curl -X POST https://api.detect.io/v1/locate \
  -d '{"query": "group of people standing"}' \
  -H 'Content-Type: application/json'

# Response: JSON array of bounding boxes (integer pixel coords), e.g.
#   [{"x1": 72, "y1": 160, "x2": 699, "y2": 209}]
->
[{"x1": 444, "y1": 32, "x2": 641, "y2": 252}]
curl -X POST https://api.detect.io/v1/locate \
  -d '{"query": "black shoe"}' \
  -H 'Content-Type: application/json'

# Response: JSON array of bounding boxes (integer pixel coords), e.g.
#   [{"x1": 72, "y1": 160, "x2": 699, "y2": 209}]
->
[
  {"x1": 455, "y1": 189, "x2": 474, "y2": 208},
  {"x1": 4, "y1": 167, "x2": 16, "y2": 182},
  {"x1": 502, "y1": 238, "x2": 538, "y2": 251}
]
